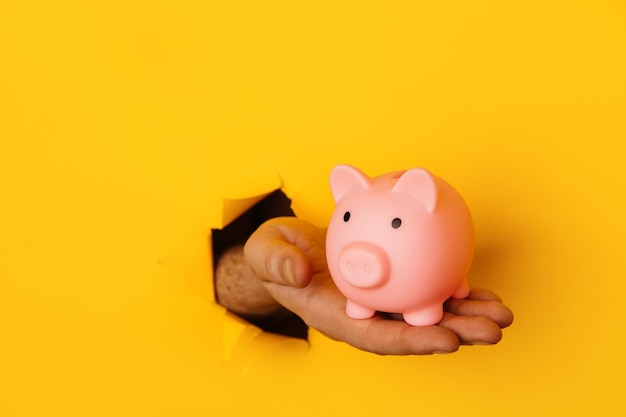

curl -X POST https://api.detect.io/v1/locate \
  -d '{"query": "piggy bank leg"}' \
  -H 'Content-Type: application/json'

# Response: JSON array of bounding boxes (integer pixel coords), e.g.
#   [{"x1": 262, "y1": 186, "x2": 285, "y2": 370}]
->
[
  {"x1": 403, "y1": 306, "x2": 444, "y2": 327},
  {"x1": 345, "y1": 300, "x2": 376, "y2": 320},
  {"x1": 452, "y1": 277, "x2": 470, "y2": 299}
]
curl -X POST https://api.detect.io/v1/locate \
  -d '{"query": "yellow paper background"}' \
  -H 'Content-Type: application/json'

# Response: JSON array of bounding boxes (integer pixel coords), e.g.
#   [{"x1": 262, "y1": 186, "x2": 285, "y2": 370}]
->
[{"x1": 1, "y1": 1, "x2": 625, "y2": 416}]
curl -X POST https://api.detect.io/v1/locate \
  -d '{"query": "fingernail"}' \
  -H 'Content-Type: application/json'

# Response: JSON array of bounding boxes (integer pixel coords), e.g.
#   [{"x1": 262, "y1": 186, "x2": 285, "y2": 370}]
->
[{"x1": 281, "y1": 258, "x2": 297, "y2": 286}]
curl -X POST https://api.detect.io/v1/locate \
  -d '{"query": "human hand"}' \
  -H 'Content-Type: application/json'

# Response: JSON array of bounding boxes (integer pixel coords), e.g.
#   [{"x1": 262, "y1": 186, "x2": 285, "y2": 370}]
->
[{"x1": 243, "y1": 216, "x2": 514, "y2": 355}]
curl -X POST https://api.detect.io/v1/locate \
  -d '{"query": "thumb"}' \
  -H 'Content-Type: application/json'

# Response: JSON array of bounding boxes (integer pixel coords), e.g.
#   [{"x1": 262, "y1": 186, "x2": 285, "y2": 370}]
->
[{"x1": 243, "y1": 217, "x2": 324, "y2": 288}]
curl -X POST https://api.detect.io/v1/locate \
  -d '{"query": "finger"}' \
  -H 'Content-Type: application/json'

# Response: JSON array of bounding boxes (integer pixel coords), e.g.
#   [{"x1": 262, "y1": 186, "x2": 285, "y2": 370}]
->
[
  {"x1": 466, "y1": 288, "x2": 503, "y2": 302},
  {"x1": 243, "y1": 217, "x2": 322, "y2": 287},
  {"x1": 340, "y1": 316, "x2": 461, "y2": 355},
  {"x1": 438, "y1": 312, "x2": 503, "y2": 345},
  {"x1": 244, "y1": 231, "x2": 312, "y2": 287},
  {"x1": 444, "y1": 297, "x2": 514, "y2": 328}
]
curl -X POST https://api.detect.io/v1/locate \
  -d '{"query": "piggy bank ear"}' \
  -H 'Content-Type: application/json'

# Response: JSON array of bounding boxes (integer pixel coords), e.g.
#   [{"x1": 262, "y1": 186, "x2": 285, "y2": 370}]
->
[
  {"x1": 392, "y1": 168, "x2": 438, "y2": 213},
  {"x1": 330, "y1": 164, "x2": 371, "y2": 202}
]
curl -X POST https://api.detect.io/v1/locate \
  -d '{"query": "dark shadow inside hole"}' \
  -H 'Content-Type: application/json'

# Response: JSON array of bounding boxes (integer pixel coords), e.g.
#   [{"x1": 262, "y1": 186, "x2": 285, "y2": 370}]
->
[{"x1": 211, "y1": 189, "x2": 309, "y2": 340}]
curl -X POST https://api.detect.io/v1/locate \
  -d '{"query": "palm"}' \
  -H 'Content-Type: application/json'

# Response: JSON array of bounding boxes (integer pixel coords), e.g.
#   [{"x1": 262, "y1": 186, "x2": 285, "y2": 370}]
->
[
  {"x1": 244, "y1": 216, "x2": 513, "y2": 355},
  {"x1": 263, "y1": 267, "x2": 511, "y2": 355}
]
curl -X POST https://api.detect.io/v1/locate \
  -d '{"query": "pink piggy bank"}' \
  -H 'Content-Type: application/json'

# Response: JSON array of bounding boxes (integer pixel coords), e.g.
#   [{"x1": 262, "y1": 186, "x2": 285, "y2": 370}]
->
[{"x1": 325, "y1": 164, "x2": 475, "y2": 326}]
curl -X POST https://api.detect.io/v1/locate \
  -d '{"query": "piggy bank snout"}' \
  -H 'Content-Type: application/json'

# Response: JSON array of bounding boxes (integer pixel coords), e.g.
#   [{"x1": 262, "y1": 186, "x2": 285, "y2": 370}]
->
[{"x1": 338, "y1": 242, "x2": 390, "y2": 289}]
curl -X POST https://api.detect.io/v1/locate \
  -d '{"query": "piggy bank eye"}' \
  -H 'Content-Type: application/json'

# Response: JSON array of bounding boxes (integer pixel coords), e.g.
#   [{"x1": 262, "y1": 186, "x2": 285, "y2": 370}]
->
[
  {"x1": 391, "y1": 218, "x2": 402, "y2": 229},
  {"x1": 343, "y1": 211, "x2": 351, "y2": 222}
]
